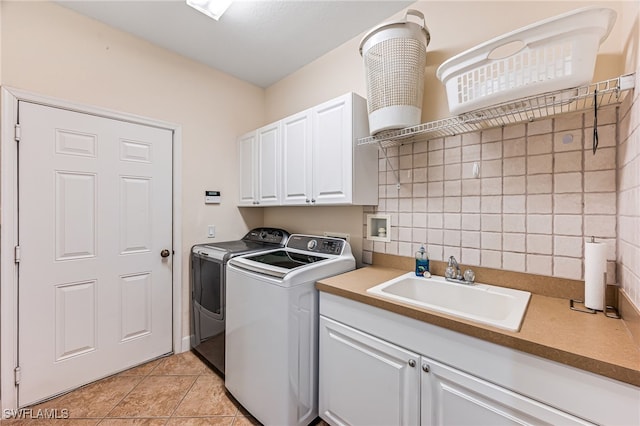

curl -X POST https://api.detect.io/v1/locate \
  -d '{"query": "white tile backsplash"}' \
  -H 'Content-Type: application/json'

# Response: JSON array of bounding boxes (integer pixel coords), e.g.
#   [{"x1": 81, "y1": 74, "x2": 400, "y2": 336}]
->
[
  {"x1": 527, "y1": 254, "x2": 552, "y2": 274},
  {"x1": 554, "y1": 151, "x2": 583, "y2": 173},
  {"x1": 554, "y1": 172, "x2": 583, "y2": 193},
  {"x1": 527, "y1": 134, "x2": 553, "y2": 155},
  {"x1": 366, "y1": 113, "x2": 623, "y2": 284},
  {"x1": 527, "y1": 194, "x2": 552, "y2": 214},
  {"x1": 503, "y1": 214, "x2": 526, "y2": 233},
  {"x1": 584, "y1": 215, "x2": 617, "y2": 238},
  {"x1": 553, "y1": 215, "x2": 583, "y2": 236},
  {"x1": 481, "y1": 214, "x2": 502, "y2": 232},
  {"x1": 527, "y1": 174, "x2": 552, "y2": 194},
  {"x1": 462, "y1": 144, "x2": 481, "y2": 162},
  {"x1": 527, "y1": 215, "x2": 552, "y2": 235},
  {"x1": 527, "y1": 119, "x2": 552, "y2": 135},
  {"x1": 584, "y1": 147, "x2": 616, "y2": 171},
  {"x1": 503, "y1": 233, "x2": 525, "y2": 252},
  {"x1": 482, "y1": 141, "x2": 502, "y2": 159},
  {"x1": 503, "y1": 157, "x2": 525, "y2": 176},
  {"x1": 503, "y1": 176, "x2": 526, "y2": 194},
  {"x1": 502, "y1": 195, "x2": 526, "y2": 214},
  {"x1": 554, "y1": 236, "x2": 583, "y2": 258},
  {"x1": 554, "y1": 256, "x2": 583, "y2": 279},
  {"x1": 585, "y1": 170, "x2": 616, "y2": 192},
  {"x1": 504, "y1": 138, "x2": 526, "y2": 157},
  {"x1": 503, "y1": 252, "x2": 526, "y2": 272},
  {"x1": 527, "y1": 234, "x2": 552, "y2": 255},
  {"x1": 461, "y1": 214, "x2": 480, "y2": 231},
  {"x1": 481, "y1": 250, "x2": 502, "y2": 268},
  {"x1": 527, "y1": 154, "x2": 553, "y2": 174},
  {"x1": 554, "y1": 130, "x2": 583, "y2": 152}
]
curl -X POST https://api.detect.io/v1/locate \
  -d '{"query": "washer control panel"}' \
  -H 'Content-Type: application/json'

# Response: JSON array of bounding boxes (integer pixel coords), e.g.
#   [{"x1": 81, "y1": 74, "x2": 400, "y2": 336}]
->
[{"x1": 287, "y1": 235, "x2": 345, "y2": 255}]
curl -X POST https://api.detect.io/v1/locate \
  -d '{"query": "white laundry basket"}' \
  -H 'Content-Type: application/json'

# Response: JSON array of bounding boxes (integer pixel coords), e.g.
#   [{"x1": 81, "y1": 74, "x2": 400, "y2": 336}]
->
[
  {"x1": 436, "y1": 7, "x2": 616, "y2": 115},
  {"x1": 359, "y1": 9, "x2": 430, "y2": 135}
]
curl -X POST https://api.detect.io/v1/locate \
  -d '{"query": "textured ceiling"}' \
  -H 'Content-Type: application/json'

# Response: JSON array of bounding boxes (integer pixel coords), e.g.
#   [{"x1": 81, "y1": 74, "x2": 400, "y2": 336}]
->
[{"x1": 57, "y1": 0, "x2": 414, "y2": 87}]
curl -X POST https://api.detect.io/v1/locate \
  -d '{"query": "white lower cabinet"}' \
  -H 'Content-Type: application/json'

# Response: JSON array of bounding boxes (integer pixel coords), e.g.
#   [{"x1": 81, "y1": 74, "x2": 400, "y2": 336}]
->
[
  {"x1": 421, "y1": 357, "x2": 592, "y2": 426},
  {"x1": 319, "y1": 314, "x2": 594, "y2": 426},
  {"x1": 319, "y1": 316, "x2": 420, "y2": 426}
]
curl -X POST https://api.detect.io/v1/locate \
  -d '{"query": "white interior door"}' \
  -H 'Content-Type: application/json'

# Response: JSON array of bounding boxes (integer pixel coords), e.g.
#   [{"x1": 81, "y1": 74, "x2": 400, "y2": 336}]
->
[{"x1": 17, "y1": 101, "x2": 173, "y2": 407}]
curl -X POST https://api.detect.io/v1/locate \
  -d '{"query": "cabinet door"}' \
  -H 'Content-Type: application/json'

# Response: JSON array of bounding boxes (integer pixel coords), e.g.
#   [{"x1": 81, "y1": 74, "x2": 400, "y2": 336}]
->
[
  {"x1": 421, "y1": 356, "x2": 595, "y2": 426},
  {"x1": 281, "y1": 110, "x2": 313, "y2": 205},
  {"x1": 312, "y1": 94, "x2": 353, "y2": 204},
  {"x1": 256, "y1": 122, "x2": 281, "y2": 205},
  {"x1": 319, "y1": 316, "x2": 420, "y2": 426},
  {"x1": 237, "y1": 131, "x2": 257, "y2": 206}
]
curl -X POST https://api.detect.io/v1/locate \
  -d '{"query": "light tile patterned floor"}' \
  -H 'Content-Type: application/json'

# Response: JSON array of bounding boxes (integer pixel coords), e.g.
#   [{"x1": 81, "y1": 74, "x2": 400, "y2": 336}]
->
[{"x1": 2, "y1": 351, "x2": 262, "y2": 425}]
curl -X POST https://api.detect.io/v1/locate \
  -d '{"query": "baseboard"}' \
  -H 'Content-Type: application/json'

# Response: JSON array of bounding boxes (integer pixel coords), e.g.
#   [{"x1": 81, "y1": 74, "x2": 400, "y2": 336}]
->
[{"x1": 179, "y1": 335, "x2": 192, "y2": 353}]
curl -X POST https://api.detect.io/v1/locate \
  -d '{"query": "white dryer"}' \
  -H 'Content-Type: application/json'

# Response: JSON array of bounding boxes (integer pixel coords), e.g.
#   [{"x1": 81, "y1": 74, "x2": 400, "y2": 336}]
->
[{"x1": 225, "y1": 234, "x2": 355, "y2": 426}]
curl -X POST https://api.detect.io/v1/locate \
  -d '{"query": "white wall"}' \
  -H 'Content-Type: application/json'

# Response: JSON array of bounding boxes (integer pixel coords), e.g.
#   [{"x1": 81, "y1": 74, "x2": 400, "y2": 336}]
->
[
  {"x1": 266, "y1": 0, "x2": 628, "y2": 123},
  {"x1": 0, "y1": 0, "x2": 266, "y2": 338}
]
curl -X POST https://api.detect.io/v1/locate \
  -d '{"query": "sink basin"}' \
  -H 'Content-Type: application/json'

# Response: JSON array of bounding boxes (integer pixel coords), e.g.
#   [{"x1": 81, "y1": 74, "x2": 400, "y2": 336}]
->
[{"x1": 366, "y1": 272, "x2": 531, "y2": 332}]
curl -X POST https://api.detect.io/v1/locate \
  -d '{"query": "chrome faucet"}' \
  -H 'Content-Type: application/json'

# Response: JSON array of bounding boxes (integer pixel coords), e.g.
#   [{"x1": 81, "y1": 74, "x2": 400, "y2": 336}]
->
[
  {"x1": 446, "y1": 256, "x2": 462, "y2": 279},
  {"x1": 445, "y1": 256, "x2": 475, "y2": 285}
]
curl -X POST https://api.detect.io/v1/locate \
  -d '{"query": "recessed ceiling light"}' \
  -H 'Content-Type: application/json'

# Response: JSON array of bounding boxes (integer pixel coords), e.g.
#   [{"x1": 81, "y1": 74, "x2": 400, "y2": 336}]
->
[{"x1": 186, "y1": 0, "x2": 233, "y2": 21}]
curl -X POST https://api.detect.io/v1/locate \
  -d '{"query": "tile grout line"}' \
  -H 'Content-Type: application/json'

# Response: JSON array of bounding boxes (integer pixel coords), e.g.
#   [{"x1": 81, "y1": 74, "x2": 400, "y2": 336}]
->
[
  {"x1": 166, "y1": 371, "x2": 202, "y2": 421},
  {"x1": 99, "y1": 355, "x2": 168, "y2": 424}
]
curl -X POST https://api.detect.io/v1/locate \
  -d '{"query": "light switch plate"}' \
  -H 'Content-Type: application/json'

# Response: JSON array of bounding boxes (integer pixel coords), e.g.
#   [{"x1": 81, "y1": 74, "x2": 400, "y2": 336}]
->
[{"x1": 208, "y1": 225, "x2": 216, "y2": 238}]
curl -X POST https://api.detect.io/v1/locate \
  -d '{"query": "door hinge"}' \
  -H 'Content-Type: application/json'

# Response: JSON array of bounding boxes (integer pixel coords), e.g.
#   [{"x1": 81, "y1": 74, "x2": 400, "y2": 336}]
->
[
  {"x1": 14, "y1": 124, "x2": 21, "y2": 142},
  {"x1": 14, "y1": 246, "x2": 21, "y2": 263},
  {"x1": 14, "y1": 366, "x2": 21, "y2": 385}
]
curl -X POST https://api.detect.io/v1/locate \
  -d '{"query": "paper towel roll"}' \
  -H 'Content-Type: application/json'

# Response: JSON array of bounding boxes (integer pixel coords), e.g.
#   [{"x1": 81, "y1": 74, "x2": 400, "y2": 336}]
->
[{"x1": 584, "y1": 241, "x2": 607, "y2": 310}]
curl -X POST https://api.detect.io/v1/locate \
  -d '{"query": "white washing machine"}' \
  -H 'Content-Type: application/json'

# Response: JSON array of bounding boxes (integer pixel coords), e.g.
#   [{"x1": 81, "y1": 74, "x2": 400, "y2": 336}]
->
[{"x1": 225, "y1": 234, "x2": 355, "y2": 426}]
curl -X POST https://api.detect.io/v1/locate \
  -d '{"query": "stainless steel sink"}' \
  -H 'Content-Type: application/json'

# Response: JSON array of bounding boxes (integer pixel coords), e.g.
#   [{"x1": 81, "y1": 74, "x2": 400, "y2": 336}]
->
[{"x1": 366, "y1": 272, "x2": 531, "y2": 332}]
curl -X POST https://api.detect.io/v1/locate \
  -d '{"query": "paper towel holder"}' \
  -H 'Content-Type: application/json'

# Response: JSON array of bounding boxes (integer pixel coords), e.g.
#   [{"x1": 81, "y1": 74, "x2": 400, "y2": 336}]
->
[
  {"x1": 571, "y1": 298, "x2": 621, "y2": 319},
  {"x1": 570, "y1": 236, "x2": 620, "y2": 318},
  {"x1": 569, "y1": 272, "x2": 621, "y2": 318}
]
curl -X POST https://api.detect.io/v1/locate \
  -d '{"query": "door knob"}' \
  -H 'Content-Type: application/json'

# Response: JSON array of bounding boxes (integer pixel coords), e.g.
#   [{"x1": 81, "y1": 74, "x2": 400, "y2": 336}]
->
[{"x1": 160, "y1": 249, "x2": 171, "y2": 258}]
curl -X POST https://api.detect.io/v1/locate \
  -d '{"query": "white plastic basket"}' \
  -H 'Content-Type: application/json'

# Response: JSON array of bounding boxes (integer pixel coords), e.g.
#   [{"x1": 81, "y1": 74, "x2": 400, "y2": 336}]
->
[
  {"x1": 359, "y1": 10, "x2": 430, "y2": 134},
  {"x1": 436, "y1": 7, "x2": 616, "y2": 116}
]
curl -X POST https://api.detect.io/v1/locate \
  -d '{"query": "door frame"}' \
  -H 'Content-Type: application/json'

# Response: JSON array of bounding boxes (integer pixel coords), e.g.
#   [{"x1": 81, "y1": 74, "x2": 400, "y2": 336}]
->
[{"x1": 0, "y1": 86, "x2": 184, "y2": 410}]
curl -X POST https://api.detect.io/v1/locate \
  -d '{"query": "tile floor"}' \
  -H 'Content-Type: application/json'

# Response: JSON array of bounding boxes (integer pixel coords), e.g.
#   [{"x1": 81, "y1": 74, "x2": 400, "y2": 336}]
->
[{"x1": 3, "y1": 351, "x2": 264, "y2": 425}]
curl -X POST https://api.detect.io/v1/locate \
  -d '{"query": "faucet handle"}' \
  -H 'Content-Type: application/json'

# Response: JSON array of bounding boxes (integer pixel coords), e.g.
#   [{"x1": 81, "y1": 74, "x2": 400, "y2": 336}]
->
[
  {"x1": 463, "y1": 269, "x2": 476, "y2": 283},
  {"x1": 445, "y1": 265, "x2": 456, "y2": 279},
  {"x1": 447, "y1": 255, "x2": 456, "y2": 267}
]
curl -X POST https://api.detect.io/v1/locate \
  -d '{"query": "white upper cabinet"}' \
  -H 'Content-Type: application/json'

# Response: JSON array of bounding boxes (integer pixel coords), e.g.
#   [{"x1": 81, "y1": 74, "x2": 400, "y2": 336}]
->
[
  {"x1": 238, "y1": 131, "x2": 257, "y2": 206},
  {"x1": 239, "y1": 93, "x2": 378, "y2": 207},
  {"x1": 282, "y1": 109, "x2": 313, "y2": 205},
  {"x1": 237, "y1": 122, "x2": 282, "y2": 206},
  {"x1": 256, "y1": 122, "x2": 281, "y2": 206}
]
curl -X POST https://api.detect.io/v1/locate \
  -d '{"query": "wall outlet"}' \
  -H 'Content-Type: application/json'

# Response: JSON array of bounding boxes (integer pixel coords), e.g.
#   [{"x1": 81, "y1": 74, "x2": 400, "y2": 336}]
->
[{"x1": 207, "y1": 225, "x2": 216, "y2": 238}]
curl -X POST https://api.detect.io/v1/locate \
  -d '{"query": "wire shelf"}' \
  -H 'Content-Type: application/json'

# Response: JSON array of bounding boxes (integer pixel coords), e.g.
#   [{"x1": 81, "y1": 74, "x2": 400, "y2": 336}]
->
[{"x1": 358, "y1": 73, "x2": 636, "y2": 147}]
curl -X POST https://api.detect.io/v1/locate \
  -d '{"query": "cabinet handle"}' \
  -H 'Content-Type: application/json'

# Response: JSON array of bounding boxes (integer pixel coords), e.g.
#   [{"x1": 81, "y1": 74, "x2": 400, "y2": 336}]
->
[
  {"x1": 311, "y1": 199, "x2": 316, "y2": 203},
  {"x1": 422, "y1": 363, "x2": 430, "y2": 373},
  {"x1": 306, "y1": 199, "x2": 310, "y2": 203},
  {"x1": 408, "y1": 359, "x2": 416, "y2": 368}
]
